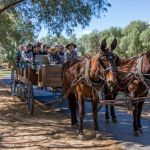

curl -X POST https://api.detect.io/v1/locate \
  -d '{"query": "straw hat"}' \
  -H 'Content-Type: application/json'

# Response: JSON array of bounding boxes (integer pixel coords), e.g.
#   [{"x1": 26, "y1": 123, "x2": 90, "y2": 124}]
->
[
  {"x1": 66, "y1": 42, "x2": 76, "y2": 49},
  {"x1": 48, "y1": 47, "x2": 59, "y2": 53}
]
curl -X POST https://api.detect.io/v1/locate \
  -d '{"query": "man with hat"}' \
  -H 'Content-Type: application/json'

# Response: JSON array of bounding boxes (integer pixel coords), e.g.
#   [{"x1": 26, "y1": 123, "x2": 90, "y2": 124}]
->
[{"x1": 64, "y1": 42, "x2": 78, "y2": 62}]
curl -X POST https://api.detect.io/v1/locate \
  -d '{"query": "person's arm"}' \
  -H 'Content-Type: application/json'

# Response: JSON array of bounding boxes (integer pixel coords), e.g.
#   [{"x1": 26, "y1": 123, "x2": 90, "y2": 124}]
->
[
  {"x1": 30, "y1": 51, "x2": 34, "y2": 63},
  {"x1": 48, "y1": 53, "x2": 53, "y2": 63},
  {"x1": 56, "y1": 53, "x2": 60, "y2": 64},
  {"x1": 21, "y1": 51, "x2": 31, "y2": 63},
  {"x1": 64, "y1": 51, "x2": 69, "y2": 62},
  {"x1": 74, "y1": 49, "x2": 79, "y2": 58},
  {"x1": 21, "y1": 51, "x2": 26, "y2": 61}
]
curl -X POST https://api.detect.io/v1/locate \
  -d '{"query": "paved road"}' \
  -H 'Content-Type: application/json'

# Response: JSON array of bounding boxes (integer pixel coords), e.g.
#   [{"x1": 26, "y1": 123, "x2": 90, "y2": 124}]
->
[{"x1": 2, "y1": 77, "x2": 150, "y2": 150}]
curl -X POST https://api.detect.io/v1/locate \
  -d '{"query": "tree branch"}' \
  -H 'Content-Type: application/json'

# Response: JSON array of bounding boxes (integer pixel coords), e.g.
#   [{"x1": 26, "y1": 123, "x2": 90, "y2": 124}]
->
[{"x1": 0, "y1": 0, "x2": 26, "y2": 13}]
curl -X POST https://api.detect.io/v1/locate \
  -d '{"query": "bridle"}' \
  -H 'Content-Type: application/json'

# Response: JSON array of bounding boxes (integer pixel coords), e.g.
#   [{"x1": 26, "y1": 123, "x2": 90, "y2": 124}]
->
[{"x1": 99, "y1": 51, "x2": 117, "y2": 76}]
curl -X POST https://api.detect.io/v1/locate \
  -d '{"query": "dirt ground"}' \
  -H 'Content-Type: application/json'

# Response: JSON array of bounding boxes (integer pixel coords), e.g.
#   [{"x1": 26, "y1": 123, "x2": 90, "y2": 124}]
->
[{"x1": 0, "y1": 79, "x2": 124, "y2": 150}]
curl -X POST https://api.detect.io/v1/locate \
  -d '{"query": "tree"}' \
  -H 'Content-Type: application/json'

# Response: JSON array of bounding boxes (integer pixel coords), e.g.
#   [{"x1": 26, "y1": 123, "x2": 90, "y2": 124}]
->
[
  {"x1": 0, "y1": 0, "x2": 111, "y2": 35},
  {"x1": 0, "y1": 10, "x2": 35, "y2": 67},
  {"x1": 119, "y1": 36, "x2": 130, "y2": 58},
  {"x1": 121, "y1": 20, "x2": 149, "y2": 57},
  {"x1": 140, "y1": 28, "x2": 150, "y2": 51}
]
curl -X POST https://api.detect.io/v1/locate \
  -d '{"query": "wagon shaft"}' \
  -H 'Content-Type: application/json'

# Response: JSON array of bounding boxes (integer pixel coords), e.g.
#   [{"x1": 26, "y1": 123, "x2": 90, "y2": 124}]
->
[{"x1": 101, "y1": 95, "x2": 150, "y2": 106}]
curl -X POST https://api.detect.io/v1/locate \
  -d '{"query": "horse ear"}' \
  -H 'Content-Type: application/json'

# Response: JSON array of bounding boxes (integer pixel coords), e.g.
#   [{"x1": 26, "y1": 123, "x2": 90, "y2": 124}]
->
[
  {"x1": 100, "y1": 39, "x2": 107, "y2": 52},
  {"x1": 110, "y1": 39, "x2": 117, "y2": 51}
]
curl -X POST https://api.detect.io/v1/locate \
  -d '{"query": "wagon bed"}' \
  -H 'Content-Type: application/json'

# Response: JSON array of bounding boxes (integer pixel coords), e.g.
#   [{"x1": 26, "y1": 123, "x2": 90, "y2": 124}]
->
[{"x1": 11, "y1": 55, "x2": 63, "y2": 115}]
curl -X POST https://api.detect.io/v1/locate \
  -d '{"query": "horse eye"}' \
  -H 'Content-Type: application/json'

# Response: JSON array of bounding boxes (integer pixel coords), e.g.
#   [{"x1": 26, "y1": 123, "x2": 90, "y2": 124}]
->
[{"x1": 109, "y1": 55, "x2": 114, "y2": 60}]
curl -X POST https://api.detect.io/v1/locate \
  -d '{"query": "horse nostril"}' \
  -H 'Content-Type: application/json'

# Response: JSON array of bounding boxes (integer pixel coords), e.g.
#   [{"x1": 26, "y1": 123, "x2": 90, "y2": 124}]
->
[{"x1": 108, "y1": 80, "x2": 111, "y2": 84}]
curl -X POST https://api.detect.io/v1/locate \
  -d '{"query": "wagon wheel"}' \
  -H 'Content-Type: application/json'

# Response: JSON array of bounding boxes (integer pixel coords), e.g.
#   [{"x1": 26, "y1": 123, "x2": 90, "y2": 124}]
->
[
  {"x1": 10, "y1": 69, "x2": 17, "y2": 97},
  {"x1": 27, "y1": 81, "x2": 34, "y2": 115},
  {"x1": 20, "y1": 83, "x2": 27, "y2": 102}
]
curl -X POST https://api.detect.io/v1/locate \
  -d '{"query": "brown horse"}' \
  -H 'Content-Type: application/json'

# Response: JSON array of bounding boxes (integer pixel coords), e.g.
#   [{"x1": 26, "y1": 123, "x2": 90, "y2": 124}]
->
[
  {"x1": 62, "y1": 39, "x2": 118, "y2": 139},
  {"x1": 105, "y1": 50, "x2": 150, "y2": 136}
]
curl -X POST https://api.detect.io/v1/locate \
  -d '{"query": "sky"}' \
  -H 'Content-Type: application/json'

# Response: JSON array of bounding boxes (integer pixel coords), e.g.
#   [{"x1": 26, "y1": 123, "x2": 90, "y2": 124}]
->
[{"x1": 38, "y1": 0, "x2": 150, "y2": 39}]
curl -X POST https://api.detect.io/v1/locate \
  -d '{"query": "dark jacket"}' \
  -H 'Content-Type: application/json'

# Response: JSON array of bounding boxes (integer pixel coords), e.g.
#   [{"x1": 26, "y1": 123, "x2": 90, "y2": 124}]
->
[{"x1": 48, "y1": 53, "x2": 60, "y2": 64}]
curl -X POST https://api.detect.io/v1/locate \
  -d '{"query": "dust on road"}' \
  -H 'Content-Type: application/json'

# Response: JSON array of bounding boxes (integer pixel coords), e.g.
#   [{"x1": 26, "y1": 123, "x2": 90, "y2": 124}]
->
[{"x1": 0, "y1": 80, "x2": 123, "y2": 150}]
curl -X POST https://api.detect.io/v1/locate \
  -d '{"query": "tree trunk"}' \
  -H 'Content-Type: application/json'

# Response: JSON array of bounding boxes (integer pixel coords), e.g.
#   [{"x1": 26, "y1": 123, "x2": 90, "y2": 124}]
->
[{"x1": 7, "y1": 61, "x2": 12, "y2": 69}]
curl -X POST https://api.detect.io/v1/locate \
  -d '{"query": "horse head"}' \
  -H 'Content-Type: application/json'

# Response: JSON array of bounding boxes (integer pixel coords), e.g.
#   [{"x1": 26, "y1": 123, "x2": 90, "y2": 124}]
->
[{"x1": 99, "y1": 39, "x2": 118, "y2": 88}]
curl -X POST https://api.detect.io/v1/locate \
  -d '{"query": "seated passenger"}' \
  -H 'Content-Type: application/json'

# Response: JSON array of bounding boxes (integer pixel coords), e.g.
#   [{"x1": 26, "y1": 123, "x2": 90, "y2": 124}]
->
[
  {"x1": 34, "y1": 42, "x2": 42, "y2": 56},
  {"x1": 58, "y1": 45, "x2": 65, "y2": 64},
  {"x1": 21, "y1": 44, "x2": 34, "y2": 67},
  {"x1": 41, "y1": 44, "x2": 50, "y2": 55},
  {"x1": 48, "y1": 47, "x2": 60, "y2": 64},
  {"x1": 64, "y1": 42, "x2": 78, "y2": 62},
  {"x1": 16, "y1": 45, "x2": 24, "y2": 68},
  {"x1": 34, "y1": 42, "x2": 49, "y2": 56}
]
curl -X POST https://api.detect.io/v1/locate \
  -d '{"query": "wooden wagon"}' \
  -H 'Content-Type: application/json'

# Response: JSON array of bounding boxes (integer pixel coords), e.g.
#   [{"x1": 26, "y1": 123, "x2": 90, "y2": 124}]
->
[{"x1": 11, "y1": 55, "x2": 63, "y2": 115}]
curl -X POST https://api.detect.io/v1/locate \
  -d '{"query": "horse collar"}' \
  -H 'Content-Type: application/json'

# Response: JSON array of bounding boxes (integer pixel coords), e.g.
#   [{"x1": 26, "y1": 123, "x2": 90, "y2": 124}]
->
[
  {"x1": 84, "y1": 59, "x2": 104, "y2": 87},
  {"x1": 136, "y1": 55, "x2": 144, "y2": 75}
]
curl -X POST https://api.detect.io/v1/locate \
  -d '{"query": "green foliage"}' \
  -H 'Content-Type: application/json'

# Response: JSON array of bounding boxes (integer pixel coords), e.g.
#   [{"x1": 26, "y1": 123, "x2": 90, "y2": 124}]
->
[
  {"x1": 140, "y1": 28, "x2": 150, "y2": 50},
  {"x1": 78, "y1": 21, "x2": 150, "y2": 58},
  {"x1": 0, "y1": 10, "x2": 35, "y2": 65},
  {"x1": 11, "y1": 0, "x2": 111, "y2": 35},
  {"x1": 39, "y1": 20, "x2": 150, "y2": 58},
  {"x1": 0, "y1": 0, "x2": 110, "y2": 64}
]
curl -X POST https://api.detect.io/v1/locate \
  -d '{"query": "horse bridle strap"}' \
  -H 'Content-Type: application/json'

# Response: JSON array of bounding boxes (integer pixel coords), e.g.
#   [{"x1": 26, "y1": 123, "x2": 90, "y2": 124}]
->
[{"x1": 84, "y1": 59, "x2": 104, "y2": 87}]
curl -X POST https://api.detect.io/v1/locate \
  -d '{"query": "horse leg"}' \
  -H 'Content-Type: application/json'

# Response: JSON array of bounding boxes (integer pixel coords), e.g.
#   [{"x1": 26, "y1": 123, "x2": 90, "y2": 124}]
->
[
  {"x1": 68, "y1": 94, "x2": 78, "y2": 127},
  {"x1": 137, "y1": 101, "x2": 144, "y2": 133},
  {"x1": 92, "y1": 100, "x2": 101, "y2": 139},
  {"x1": 110, "y1": 105, "x2": 117, "y2": 123},
  {"x1": 78, "y1": 94, "x2": 85, "y2": 140},
  {"x1": 132, "y1": 102, "x2": 140, "y2": 136},
  {"x1": 105, "y1": 105, "x2": 110, "y2": 123}
]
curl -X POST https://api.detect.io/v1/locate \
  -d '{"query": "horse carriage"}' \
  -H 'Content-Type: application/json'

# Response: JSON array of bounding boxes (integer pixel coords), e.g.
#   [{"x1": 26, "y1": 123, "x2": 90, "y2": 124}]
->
[
  {"x1": 11, "y1": 55, "x2": 63, "y2": 115},
  {"x1": 10, "y1": 39, "x2": 150, "y2": 139}
]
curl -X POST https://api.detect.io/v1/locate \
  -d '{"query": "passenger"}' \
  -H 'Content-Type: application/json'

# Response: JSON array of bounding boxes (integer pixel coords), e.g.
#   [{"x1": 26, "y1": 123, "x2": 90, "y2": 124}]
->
[
  {"x1": 64, "y1": 42, "x2": 78, "y2": 62},
  {"x1": 48, "y1": 47, "x2": 60, "y2": 64},
  {"x1": 34, "y1": 42, "x2": 43, "y2": 56},
  {"x1": 58, "y1": 45, "x2": 65, "y2": 64},
  {"x1": 16, "y1": 45, "x2": 24, "y2": 68},
  {"x1": 21, "y1": 44, "x2": 34, "y2": 66},
  {"x1": 41, "y1": 44, "x2": 49, "y2": 55},
  {"x1": 33, "y1": 45, "x2": 36, "y2": 57}
]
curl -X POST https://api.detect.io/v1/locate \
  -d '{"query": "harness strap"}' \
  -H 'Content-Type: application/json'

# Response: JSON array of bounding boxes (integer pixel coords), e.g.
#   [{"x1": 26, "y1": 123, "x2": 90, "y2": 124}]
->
[
  {"x1": 136, "y1": 55, "x2": 150, "y2": 89},
  {"x1": 63, "y1": 75, "x2": 84, "y2": 99},
  {"x1": 84, "y1": 59, "x2": 91, "y2": 85},
  {"x1": 64, "y1": 59, "x2": 105, "y2": 100},
  {"x1": 84, "y1": 59, "x2": 104, "y2": 87}
]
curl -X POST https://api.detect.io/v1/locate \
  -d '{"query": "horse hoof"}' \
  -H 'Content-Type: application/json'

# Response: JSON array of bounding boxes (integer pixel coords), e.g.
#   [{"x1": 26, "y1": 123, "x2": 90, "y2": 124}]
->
[
  {"x1": 112, "y1": 118, "x2": 118, "y2": 123},
  {"x1": 139, "y1": 128, "x2": 143, "y2": 134},
  {"x1": 134, "y1": 131, "x2": 140, "y2": 136},
  {"x1": 72, "y1": 124, "x2": 78, "y2": 129},
  {"x1": 78, "y1": 134, "x2": 85, "y2": 140},
  {"x1": 95, "y1": 132, "x2": 102, "y2": 139},
  {"x1": 105, "y1": 119, "x2": 109, "y2": 123}
]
